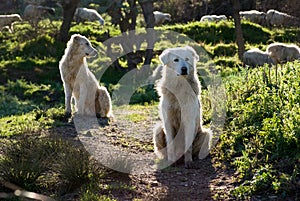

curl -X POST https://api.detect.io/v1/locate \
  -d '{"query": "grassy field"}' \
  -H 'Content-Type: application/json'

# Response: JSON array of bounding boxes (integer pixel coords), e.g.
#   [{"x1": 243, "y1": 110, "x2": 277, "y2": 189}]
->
[{"x1": 0, "y1": 17, "x2": 299, "y2": 200}]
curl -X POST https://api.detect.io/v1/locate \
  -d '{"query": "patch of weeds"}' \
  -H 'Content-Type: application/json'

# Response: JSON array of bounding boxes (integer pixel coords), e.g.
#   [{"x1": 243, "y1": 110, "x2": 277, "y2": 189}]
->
[
  {"x1": 218, "y1": 61, "x2": 300, "y2": 198},
  {"x1": 52, "y1": 142, "x2": 91, "y2": 194},
  {"x1": 0, "y1": 135, "x2": 102, "y2": 197},
  {"x1": 0, "y1": 136, "x2": 57, "y2": 191}
]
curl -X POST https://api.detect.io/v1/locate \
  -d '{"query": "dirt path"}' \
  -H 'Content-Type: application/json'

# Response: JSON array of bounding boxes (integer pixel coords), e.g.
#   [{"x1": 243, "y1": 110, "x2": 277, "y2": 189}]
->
[{"x1": 54, "y1": 106, "x2": 236, "y2": 200}]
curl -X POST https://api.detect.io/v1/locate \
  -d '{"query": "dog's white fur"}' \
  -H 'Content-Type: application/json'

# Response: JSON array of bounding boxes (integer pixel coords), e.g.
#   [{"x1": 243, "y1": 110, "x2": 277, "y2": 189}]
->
[
  {"x1": 153, "y1": 46, "x2": 212, "y2": 168},
  {"x1": 59, "y1": 34, "x2": 112, "y2": 117}
]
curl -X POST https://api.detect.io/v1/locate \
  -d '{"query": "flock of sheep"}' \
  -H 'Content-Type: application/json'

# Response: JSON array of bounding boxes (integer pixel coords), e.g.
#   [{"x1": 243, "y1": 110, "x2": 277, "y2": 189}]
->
[
  {"x1": 0, "y1": 4, "x2": 299, "y2": 70},
  {"x1": 243, "y1": 43, "x2": 300, "y2": 68},
  {"x1": 200, "y1": 9, "x2": 299, "y2": 28},
  {"x1": 0, "y1": 3, "x2": 172, "y2": 33},
  {"x1": 0, "y1": 4, "x2": 106, "y2": 32}
]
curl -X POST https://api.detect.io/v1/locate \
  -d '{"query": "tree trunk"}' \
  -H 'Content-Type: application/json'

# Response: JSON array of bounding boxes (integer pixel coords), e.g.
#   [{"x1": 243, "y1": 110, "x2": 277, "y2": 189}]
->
[
  {"x1": 139, "y1": 0, "x2": 155, "y2": 66},
  {"x1": 232, "y1": 0, "x2": 245, "y2": 61},
  {"x1": 59, "y1": 0, "x2": 79, "y2": 42}
]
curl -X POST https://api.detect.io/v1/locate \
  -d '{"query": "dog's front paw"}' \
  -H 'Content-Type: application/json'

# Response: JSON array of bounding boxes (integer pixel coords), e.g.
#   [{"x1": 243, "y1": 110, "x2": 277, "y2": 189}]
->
[{"x1": 185, "y1": 160, "x2": 194, "y2": 169}]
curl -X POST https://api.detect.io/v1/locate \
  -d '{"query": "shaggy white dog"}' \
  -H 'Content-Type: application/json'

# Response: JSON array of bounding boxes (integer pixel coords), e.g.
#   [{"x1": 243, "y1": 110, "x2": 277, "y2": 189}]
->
[
  {"x1": 153, "y1": 46, "x2": 212, "y2": 168},
  {"x1": 59, "y1": 34, "x2": 112, "y2": 118}
]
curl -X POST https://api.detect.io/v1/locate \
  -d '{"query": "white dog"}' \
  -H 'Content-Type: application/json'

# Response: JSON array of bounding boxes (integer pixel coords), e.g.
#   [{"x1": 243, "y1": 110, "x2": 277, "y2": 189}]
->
[
  {"x1": 153, "y1": 46, "x2": 212, "y2": 168},
  {"x1": 59, "y1": 34, "x2": 112, "y2": 118}
]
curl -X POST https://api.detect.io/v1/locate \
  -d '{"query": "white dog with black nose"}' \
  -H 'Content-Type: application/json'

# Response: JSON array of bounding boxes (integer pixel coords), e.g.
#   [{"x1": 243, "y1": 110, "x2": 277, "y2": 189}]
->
[
  {"x1": 59, "y1": 34, "x2": 112, "y2": 118},
  {"x1": 153, "y1": 46, "x2": 212, "y2": 168}
]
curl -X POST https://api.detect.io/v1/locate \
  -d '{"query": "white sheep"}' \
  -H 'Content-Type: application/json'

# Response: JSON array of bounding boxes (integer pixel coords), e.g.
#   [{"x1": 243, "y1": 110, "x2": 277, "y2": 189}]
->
[
  {"x1": 153, "y1": 11, "x2": 171, "y2": 25},
  {"x1": 243, "y1": 48, "x2": 274, "y2": 67},
  {"x1": 266, "y1": 9, "x2": 298, "y2": 27},
  {"x1": 24, "y1": 4, "x2": 55, "y2": 26},
  {"x1": 266, "y1": 42, "x2": 300, "y2": 64},
  {"x1": 0, "y1": 14, "x2": 22, "y2": 33},
  {"x1": 239, "y1": 10, "x2": 267, "y2": 26},
  {"x1": 74, "y1": 7, "x2": 105, "y2": 26},
  {"x1": 200, "y1": 15, "x2": 227, "y2": 23},
  {"x1": 266, "y1": 42, "x2": 300, "y2": 82}
]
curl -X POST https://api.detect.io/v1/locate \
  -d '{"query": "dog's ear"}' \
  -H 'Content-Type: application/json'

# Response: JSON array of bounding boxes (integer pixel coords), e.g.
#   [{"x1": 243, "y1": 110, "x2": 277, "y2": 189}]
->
[
  {"x1": 159, "y1": 49, "x2": 170, "y2": 65},
  {"x1": 185, "y1": 46, "x2": 199, "y2": 62},
  {"x1": 73, "y1": 35, "x2": 81, "y2": 42}
]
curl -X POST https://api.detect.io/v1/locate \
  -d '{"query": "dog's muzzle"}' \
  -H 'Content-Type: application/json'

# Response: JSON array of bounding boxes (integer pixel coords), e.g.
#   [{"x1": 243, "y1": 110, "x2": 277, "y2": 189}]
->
[
  {"x1": 181, "y1": 66, "x2": 188, "y2": 75},
  {"x1": 86, "y1": 50, "x2": 98, "y2": 57}
]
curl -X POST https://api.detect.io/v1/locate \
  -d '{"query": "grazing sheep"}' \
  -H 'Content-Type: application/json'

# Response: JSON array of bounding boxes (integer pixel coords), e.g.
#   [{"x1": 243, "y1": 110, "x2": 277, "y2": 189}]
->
[
  {"x1": 200, "y1": 15, "x2": 227, "y2": 23},
  {"x1": 239, "y1": 10, "x2": 267, "y2": 26},
  {"x1": 0, "y1": 14, "x2": 22, "y2": 33},
  {"x1": 153, "y1": 11, "x2": 171, "y2": 25},
  {"x1": 59, "y1": 34, "x2": 112, "y2": 118},
  {"x1": 266, "y1": 42, "x2": 300, "y2": 64},
  {"x1": 243, "y1": 48, "x2": 274, "y2": 67},
  {"x1": 266, "y1": 9, "x2": 298, "y2": 27},
  {"x1": 24, "y1": 4, "x2": 55, "y2": 26},
  {"x1": 266, "y1": 42, "x2": 300, "y2": 82},
  {"x1": 74, "y1": 7, "x2": 105, "y2": 25}
]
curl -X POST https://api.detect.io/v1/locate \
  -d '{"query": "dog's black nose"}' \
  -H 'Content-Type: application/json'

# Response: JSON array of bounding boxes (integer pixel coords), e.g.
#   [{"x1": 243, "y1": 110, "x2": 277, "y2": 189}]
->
[{"x1": 181, "y1": 66, "x2": 188, "y2": 75}]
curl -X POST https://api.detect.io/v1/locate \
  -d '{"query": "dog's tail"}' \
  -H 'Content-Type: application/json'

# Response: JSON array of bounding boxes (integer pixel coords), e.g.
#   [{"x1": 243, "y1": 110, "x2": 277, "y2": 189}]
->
[
  {"x1": 153, "y1": 123, "x2": 167, "y2": 159},
  {"x1": 194, "y1": 127, "x2": 213, "y2": 159}
]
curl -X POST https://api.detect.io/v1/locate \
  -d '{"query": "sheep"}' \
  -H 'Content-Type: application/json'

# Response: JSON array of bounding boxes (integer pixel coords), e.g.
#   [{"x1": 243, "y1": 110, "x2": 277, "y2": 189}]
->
[
  {"x1": 24, "y1": 4, "x2": 55, "y2": 26},
  {"x1": 200, "y1": 15, "x2": 227, "y2": 23},
  {"x1": 74, "y1": 7, "x2": 105, "y2": 26},
  {"x1": 266, "y1": 9, "x2": 298, "y2": 27},
  {"x1": 0, "y1": 14, "x2": 22, "y2": 33},
  {"x1": 239, "y1": 10, "x2": 267, "y2": 26},
  {"x1": 243, "y1": 48, "x2": 274, "y2": 67},
  {"x1": 266, "y1": 42, "x2": 300, "y2": 64},
  {"x1": 266, "y1": 42, "x2": 300, "y2": 82},
  {"x1": 153, "y1": 11, "x2": 171, "y2": 25},
  {"x1": 243, "y1": 48, "x2": 275, "y2": 84}
]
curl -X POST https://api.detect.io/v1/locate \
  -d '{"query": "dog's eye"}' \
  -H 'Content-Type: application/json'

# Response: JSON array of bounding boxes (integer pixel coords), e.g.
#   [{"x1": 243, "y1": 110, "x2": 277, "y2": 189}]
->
[
  {"x1": 185, "y1": 58, "x2": 189, "y2": 61},
  {"x1": 174, "y1": 58, "x2": 179, "y2": 62},
  {"x1": 85, "y1": 42, "x2": 89, "y2": 46}
]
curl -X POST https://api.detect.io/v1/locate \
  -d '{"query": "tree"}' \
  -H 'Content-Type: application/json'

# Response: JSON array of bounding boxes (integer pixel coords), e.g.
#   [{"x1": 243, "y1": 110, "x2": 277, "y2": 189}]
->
[
  {"x1": 59, "y1": 0, "x2": 80, "y2": 42},
  {"x1": 105, "y1": 0, "x2": 155, "y2": 71},
  {"x1": 231, "y1": 0, "x2": 245, "y2": 61}
]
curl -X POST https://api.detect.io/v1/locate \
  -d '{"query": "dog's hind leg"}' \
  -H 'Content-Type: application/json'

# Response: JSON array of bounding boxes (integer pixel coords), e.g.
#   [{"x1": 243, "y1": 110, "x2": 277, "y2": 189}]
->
[
  {"x1": 193, "y1": 127, "x2": 212, "y2": 160},
  {"x1": 153, "y1": 123, "x2": 167, "y2": 159}
]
